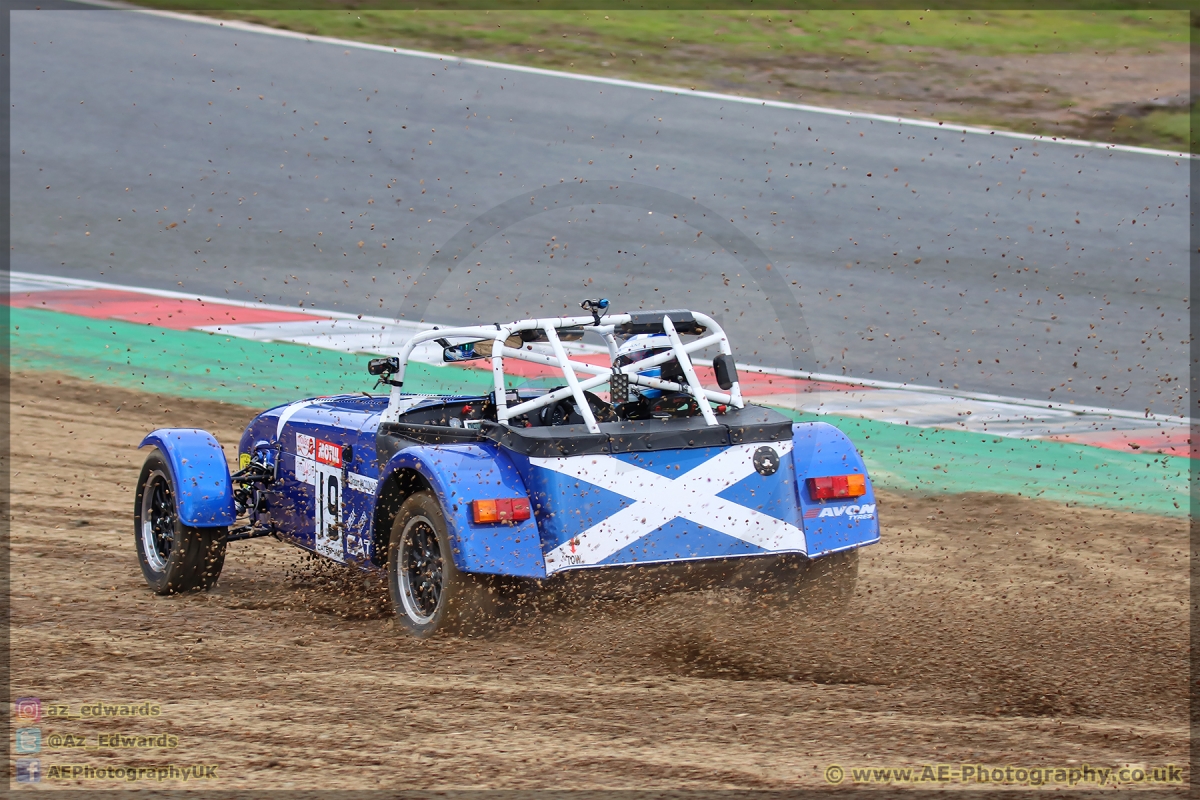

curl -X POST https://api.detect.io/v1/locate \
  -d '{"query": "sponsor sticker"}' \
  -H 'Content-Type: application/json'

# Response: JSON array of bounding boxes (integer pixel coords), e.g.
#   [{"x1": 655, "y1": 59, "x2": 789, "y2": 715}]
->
[
  {"x1": 296, "y1": 433, "x2": 341, "y2": 468},
  {"x1": 804, "y1": 503, "x2": 876, "y2": 521},
  {"x1": 315, "y1": 439, "x2": 342, "y2": 468},
  {"x1": 347, "y1": 473, "x2": 378, "y2": 494},
  {"x1": 343, "y1": 509, "x2": 370, "y2": 559}
]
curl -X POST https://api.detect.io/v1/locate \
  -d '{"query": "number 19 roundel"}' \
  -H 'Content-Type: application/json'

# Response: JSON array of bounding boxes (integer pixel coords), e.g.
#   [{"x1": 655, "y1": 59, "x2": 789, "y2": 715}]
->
[{"x1": 297, "y1": 433, "x2": 345, "y2": 562}]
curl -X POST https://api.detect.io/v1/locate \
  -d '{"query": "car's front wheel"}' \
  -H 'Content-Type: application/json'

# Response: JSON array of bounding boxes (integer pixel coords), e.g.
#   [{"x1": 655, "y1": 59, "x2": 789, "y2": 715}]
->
[
  {"x1": 134, "y1": 450, "x2": 227, "y2": 594},
  {"x1": 386, "y1": 491, "x2": 498, "y2": 638}
]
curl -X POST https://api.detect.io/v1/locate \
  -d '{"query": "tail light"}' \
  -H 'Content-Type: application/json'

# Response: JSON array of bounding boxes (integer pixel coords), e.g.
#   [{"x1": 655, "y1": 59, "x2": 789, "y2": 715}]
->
[
  {"x1": 472, "y1": 497, "x2": 532, "y2": 524},
  {"x1": 807, "y1": 474, "x2": 867, "y2": 501}
]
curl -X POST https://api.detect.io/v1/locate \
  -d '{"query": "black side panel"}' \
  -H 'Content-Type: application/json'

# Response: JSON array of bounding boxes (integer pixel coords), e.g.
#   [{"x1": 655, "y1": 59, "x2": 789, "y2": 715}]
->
[
  {"x1": 375, "y1": 430, "x2": 409, "y2": 467},
  {"x1": 376, "y1": 422, "x2": 484, "y2": 466},
  {"x1": 380, "y1": 421, "x2": 485, "y2": 444}
]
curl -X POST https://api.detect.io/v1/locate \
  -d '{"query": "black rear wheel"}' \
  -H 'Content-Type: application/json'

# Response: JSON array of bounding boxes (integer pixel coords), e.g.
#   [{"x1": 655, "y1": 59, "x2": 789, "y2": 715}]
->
[
  {"x1": 387, "y1": 491, "x2": 499, "y2": 638},
  {"x1": 134, "y1": 450, "x2": 227, "y2": 594}
]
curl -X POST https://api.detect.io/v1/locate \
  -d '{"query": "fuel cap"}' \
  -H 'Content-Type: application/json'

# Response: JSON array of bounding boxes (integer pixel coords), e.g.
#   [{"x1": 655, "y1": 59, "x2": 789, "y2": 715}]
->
[{"x1": 753, "y1": 446, "x2": 780, "y2": 476}]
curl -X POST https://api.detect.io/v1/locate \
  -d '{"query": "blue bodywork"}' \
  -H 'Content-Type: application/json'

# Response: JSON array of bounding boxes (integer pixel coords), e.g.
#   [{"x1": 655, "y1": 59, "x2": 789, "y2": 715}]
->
[
  {"x1": 150, "y1": 392, "x2": 879, "y2": 578},
  {"x1": 139, "y1": 429, "x2": 236, "y2": 527},
  {"x1": 792, "y1": 422, "x2": 879, "y2": 555},
  {"x1": 508, "y1": 443, "x2": 811, "y2": 571},
  {"x1": 379, "y1": 445, "x2": 545, "y2": 577}
]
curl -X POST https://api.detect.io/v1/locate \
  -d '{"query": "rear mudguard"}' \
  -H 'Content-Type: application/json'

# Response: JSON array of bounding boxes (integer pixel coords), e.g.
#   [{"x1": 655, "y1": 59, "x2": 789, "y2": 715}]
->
[
  {"x1": 791, "y1": 422, "x2": 880, "y2": 555},
  {"x1": 378, "y1": 444, "x2": 546, "y2": 578},
  {"x1": 139, "y1": 429, "x2": 236, "y2": 528}
]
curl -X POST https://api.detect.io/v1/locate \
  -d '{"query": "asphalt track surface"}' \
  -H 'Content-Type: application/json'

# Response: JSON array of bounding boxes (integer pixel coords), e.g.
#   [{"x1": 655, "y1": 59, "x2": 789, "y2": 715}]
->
[{"x1": 10, "y1": 7, "x2": 1190, "y2": 416}]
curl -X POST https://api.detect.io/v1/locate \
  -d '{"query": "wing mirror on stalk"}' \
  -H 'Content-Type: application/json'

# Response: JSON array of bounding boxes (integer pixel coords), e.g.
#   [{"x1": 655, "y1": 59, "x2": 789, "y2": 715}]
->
[
  {"x1": 368, "y1": 356, "x2": 400, "y2": 376},
  {"x1": 712, "y1": 353, "x2": 738, "y2": 390}
]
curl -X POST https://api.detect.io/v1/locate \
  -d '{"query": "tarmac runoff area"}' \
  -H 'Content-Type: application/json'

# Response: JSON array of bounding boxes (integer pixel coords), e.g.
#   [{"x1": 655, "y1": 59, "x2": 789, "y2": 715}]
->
[
  {"x1": 10, "y1": 6, "x2": 1191, "y2": 419},
  {"x1": 7, "y1": 270, "x2": 1188, "y2": 518}
]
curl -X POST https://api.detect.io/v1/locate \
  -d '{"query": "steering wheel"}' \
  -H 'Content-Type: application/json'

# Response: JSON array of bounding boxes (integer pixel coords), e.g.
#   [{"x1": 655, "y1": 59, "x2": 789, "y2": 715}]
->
[{"x1": 538, "y1": 389, "x2": 616, "y2": 427}]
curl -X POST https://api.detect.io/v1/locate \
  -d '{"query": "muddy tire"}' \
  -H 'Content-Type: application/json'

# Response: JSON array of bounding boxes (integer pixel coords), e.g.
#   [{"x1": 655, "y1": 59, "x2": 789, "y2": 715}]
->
[
  {"x1": 134, "y1": 450, "x2": 227, "y2": 594},
  {"x1": 386, "y1": 491, "x2": 499, "y2": 638}
]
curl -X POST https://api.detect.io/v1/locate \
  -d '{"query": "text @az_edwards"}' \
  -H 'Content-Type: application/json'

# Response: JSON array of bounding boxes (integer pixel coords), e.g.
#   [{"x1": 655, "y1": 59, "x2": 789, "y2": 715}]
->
[
  {"x1": 824, "y1": 763, "x2": 1184, "y2": 787},
  {"x1": 41, "y1": 731, "x2": 180, "y2": 749}
]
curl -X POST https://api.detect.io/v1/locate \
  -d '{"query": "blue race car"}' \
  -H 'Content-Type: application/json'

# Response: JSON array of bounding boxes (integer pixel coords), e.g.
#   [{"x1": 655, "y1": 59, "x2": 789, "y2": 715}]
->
[{"x1": 135, "y1": 300, "x2": 880, "y2": 636}]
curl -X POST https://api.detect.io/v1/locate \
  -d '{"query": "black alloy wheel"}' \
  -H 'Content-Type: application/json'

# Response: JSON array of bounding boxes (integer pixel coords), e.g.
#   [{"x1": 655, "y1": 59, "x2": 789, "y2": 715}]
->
[{"x1": 400, "y1": 515, "x2": 444, "y2": 623}]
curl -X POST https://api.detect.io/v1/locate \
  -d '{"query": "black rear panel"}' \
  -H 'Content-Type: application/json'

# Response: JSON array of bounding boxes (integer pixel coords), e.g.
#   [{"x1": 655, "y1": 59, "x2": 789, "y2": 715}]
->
[
  {"x1": 483, "y1": 405, "x2": 792, "y2": 458},
  {"x1": 376, "y1": 403, "x2": 793, "y2": 463}
]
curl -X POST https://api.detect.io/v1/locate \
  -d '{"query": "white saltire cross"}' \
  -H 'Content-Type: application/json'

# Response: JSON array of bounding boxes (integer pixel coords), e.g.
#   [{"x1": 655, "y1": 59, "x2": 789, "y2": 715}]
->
[{"x1": 532, "y1": 441, "x2": 806, "y2": 573}]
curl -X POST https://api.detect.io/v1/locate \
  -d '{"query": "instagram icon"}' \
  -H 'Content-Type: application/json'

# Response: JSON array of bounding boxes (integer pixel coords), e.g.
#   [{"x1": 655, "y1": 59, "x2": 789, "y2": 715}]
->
[{"x1": 14, "y1": 698, "x2": 41, "y2": 724}]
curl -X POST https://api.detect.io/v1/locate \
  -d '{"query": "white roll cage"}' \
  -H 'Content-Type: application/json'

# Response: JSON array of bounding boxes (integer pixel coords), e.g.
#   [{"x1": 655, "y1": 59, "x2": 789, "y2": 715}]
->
[{"x1": 382, "y1": 311, "x2": 744, "y2": 434}]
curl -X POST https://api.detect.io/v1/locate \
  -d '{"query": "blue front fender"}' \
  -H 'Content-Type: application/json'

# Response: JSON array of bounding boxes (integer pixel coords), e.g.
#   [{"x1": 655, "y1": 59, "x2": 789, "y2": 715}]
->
[
  {"x1": 379, "y1": 444, "x2": 546, "y2": 579},
  {"x1": 140, "y1": 429, "x2": 235, "y2": 528}
]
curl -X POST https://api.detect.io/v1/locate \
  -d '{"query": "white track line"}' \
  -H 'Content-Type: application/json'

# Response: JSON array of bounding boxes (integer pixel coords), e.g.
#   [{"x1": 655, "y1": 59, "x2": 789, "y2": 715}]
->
[
  {"x1": 66, "y1": 0, "x2": 1195, "y2": 161},
  {"x1": 10, "y1": 270, "x2": 1190, "y2": 430}
]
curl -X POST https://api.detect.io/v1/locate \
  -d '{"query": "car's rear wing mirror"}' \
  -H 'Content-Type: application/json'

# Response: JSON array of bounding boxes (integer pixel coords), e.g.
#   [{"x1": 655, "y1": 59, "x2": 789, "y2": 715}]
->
[
  {"x1": 613, "y1": 310, "x2": 706, "y2": 337},
  {"x1": 443, "y1": 342, "x2": 488, "y2": 363},
  {"x1": 519, "y1": 327, "x2": 585, "y2": 343},
  {"x1": 442, "y1": 334, "x2": 522, "y2": 363},
  {"x1": 712, "y1": 353, "x2": 738, "y2": 391},
  {"x1": 442, "y1": 328, "x2": 587, "y2": 362}
]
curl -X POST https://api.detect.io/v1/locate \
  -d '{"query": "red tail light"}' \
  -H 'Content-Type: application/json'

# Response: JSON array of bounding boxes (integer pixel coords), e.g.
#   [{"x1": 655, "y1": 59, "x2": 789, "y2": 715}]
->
[
  {"x1": 472, "y1": 497, "x2": 532, "y2": 524},
  {"x1": 807, "y1": 474, "x2": 867, "y2": 501}
]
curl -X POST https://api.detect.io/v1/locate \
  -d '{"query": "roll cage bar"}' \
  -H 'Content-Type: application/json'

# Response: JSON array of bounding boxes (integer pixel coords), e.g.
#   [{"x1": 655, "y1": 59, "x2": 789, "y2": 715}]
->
[{"x1": 380, "y1": 309, "x2": 744, "y2": 434}]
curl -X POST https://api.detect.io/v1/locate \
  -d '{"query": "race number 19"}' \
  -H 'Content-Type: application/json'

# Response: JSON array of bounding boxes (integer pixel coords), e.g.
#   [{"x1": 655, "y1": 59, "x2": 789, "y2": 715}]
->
[
  {"x1": 313, "y1": 466, "x2": 343, "y2": 561},
  {"x1": 296, "y1": 433, "x2": 345, "y2": 562}
]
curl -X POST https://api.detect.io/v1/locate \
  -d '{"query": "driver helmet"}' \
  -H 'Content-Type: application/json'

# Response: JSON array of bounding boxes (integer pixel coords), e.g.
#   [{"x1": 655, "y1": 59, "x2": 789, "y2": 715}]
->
[{"x1": 614, "y1": 333, "x2": 675, "y2": 400}]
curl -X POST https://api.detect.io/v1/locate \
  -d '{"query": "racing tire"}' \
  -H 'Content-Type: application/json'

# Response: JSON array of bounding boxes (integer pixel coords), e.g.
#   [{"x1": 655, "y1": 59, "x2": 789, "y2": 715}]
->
[
  {"x1": 134, "y1": 450, "x2": 227, "y2": 594},
  {"x1": 386, "y1": 491, "x2": 499, "y2": 638}
]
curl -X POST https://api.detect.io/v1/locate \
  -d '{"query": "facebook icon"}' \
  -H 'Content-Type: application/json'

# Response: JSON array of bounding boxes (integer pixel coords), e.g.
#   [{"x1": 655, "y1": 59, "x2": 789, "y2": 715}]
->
[{"x1": 16, "y1": 758, "x2": 41, "y2": 783}]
